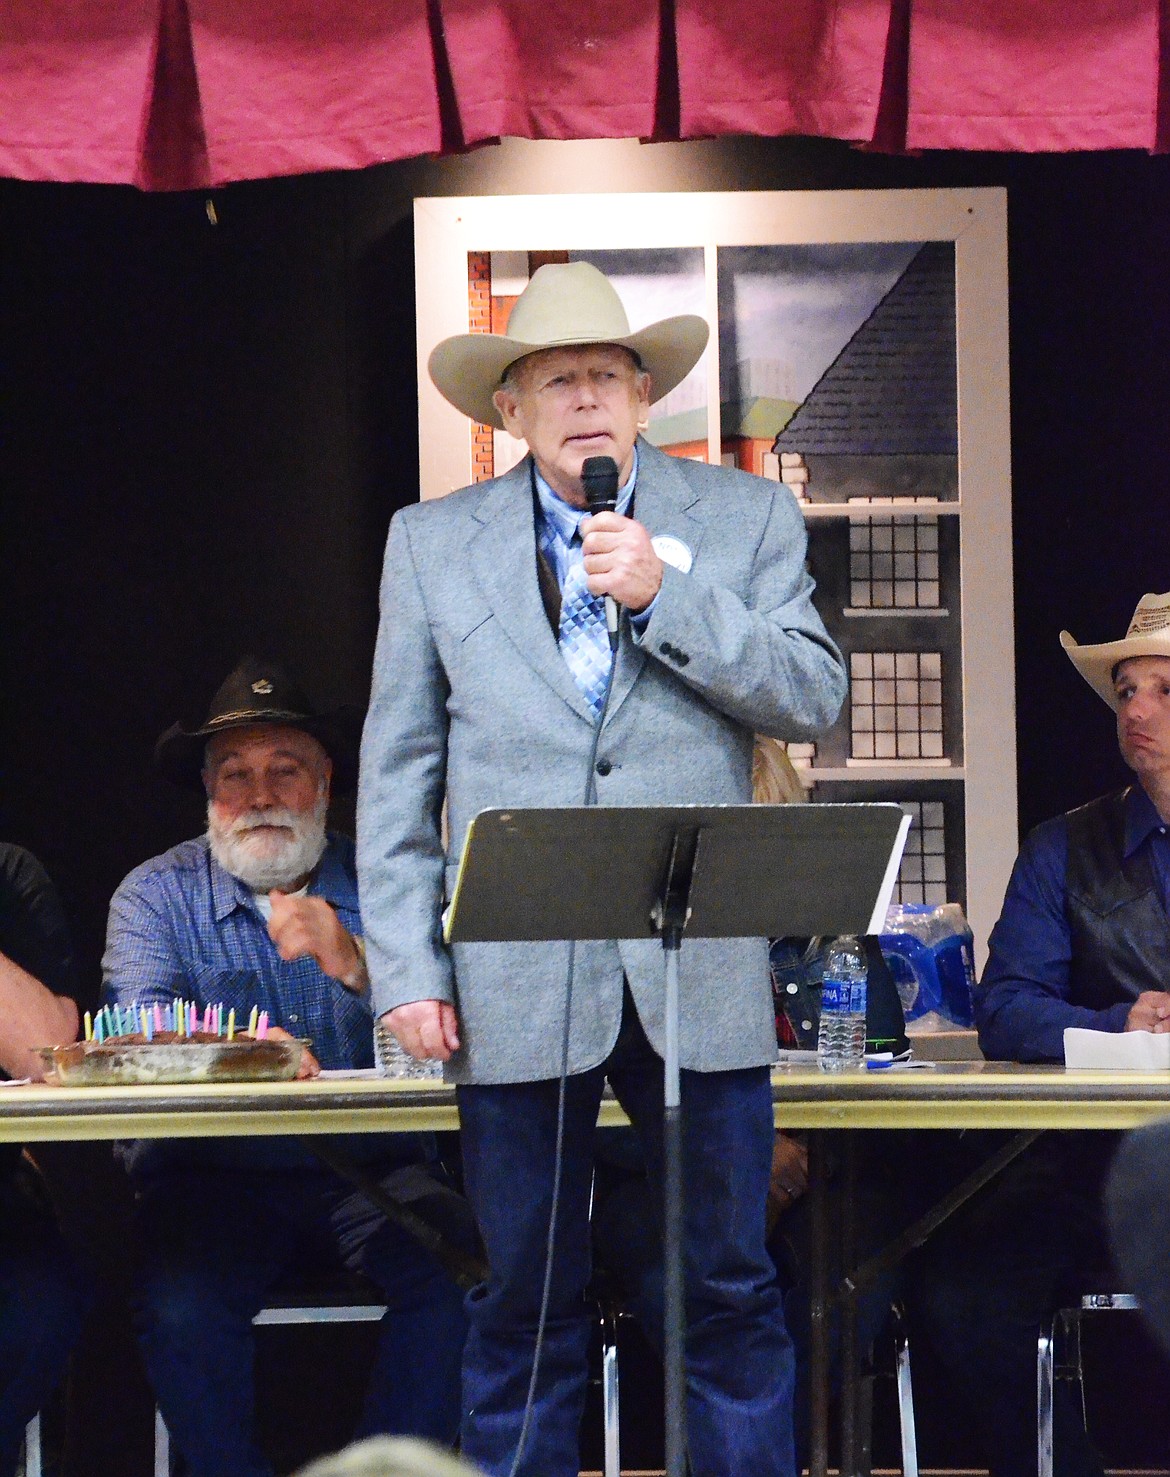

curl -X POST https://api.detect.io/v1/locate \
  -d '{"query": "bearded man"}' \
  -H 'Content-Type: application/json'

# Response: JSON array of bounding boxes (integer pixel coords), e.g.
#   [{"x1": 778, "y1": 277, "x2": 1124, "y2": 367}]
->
[{"x1": 103, "y1": 658, "x2": 468, "y2": 1477}]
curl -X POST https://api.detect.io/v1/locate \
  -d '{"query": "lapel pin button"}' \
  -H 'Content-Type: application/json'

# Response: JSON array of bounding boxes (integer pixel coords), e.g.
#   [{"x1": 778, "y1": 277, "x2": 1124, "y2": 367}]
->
[{"x1": 652, "y1": 535, "x2": 693, "y2": 574}]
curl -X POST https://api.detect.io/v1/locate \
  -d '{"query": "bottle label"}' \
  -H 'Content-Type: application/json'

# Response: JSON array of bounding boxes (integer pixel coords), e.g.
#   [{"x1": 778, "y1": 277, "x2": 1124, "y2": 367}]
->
[{"x1": 822, "y1": 979, "x2": 867, "y2": 1014}]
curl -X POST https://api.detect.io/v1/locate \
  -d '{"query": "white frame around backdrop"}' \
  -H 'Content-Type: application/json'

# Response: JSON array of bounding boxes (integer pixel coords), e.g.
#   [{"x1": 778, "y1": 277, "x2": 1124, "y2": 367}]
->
[{"x1": 413, "y1": 188, "x2": 1014, "y2": 964}]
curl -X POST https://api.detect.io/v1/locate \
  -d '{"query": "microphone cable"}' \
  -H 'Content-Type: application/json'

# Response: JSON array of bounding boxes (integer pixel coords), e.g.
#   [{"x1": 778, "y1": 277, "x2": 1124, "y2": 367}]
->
[{"x1": 507, "y1": 552, "x2": 620, "y2": 1477}]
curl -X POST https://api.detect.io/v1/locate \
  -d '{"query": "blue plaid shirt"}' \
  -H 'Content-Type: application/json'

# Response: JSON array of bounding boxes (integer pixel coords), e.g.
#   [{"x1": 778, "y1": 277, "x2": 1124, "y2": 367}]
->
[
  {"x1": 104, "y1": 832, "x2": 372, "y2": 1067},
  {"x1": 104, "y1": 833, "x2": 426, "y2": 1175}
]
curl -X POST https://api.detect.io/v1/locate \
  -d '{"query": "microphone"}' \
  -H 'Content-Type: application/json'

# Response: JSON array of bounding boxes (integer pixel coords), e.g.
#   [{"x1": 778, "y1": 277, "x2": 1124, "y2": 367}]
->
[{"x1": 581, "y1": 455, "x2": 620, "y2": 649}]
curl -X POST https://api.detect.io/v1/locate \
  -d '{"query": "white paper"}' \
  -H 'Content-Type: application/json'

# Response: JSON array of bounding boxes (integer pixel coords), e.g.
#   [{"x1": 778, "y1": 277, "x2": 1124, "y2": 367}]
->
[
  {"x1": 865, "y1": 811, "x2": 913, "y2": 936},
  {"x1": 1064, "y1": 1027, "x2": 1170, "y2": 1070}
]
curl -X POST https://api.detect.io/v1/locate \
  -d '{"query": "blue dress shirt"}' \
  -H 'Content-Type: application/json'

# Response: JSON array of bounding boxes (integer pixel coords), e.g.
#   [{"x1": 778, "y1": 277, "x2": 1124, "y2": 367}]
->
[
  {"x1": 533, "y1": 450, "x2": 657, "y2": 629},
  {"x1": 977, "y1": 786, "x2": 1170, "y2": 1062}
]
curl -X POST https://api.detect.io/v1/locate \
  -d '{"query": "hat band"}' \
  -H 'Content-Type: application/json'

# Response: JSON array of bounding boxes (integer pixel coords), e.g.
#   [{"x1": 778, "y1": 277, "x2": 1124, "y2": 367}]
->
[{"x1": 204, "y1": 707, "x2": 308, "y2": 728}]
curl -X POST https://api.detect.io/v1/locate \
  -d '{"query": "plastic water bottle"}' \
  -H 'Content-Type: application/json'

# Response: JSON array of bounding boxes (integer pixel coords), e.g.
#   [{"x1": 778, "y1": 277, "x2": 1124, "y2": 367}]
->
[
  {"x1": 374, "y1": 1018, "x2": 443, "y2": 1080},
  {"x1": 817, "y1": 935, "x2": 868, "y2": 1072}
]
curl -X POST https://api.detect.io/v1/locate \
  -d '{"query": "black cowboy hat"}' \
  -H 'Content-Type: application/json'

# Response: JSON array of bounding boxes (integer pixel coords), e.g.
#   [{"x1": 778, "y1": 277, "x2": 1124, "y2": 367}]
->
[{"x1": 154, "y1": 656, "x2": 364, "y2": 794}]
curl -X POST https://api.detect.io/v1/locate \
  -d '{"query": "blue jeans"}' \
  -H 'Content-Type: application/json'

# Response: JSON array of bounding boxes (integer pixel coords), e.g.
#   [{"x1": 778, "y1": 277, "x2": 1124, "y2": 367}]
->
[
  {"x1": 0, "y1": 1164, "x2": 88, "y2": 1477},
  {"x1": 592, "y1": 1126, "x2": 903, "y2": 1465},
  {"x1": 130, "y1": 1161, "x2": 469, "y2": 1477},
  {"x1": 457, "y1": 1001, "x2": 796, "y2": 1477}
]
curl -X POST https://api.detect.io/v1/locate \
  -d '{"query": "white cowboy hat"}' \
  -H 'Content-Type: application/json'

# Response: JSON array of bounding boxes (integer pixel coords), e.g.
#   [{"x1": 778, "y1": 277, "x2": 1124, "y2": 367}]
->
[
  {"x1": 1060, "y1": 591, "x2": 1170, "y2": 709},
  {"x1": 427, "y1": 261, "x2": 709, "y2": 430}
]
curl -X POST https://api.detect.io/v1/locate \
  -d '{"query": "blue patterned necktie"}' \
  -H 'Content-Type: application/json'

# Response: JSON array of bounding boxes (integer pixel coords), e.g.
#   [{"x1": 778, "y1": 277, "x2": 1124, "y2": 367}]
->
[{"x1": 556, "y1": 531, "x2": 613, "y2": 718}]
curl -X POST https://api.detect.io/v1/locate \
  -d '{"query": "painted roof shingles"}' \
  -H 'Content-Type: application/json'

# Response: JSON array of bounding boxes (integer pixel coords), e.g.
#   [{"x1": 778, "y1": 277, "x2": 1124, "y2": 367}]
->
[{"x1": 773, "y1": 242, "x2": 957, "y2": 457}]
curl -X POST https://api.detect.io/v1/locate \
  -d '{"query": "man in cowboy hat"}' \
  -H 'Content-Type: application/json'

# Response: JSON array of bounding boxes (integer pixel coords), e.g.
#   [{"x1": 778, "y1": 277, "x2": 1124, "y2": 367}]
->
[
  {"x1": 103, "y1": 658, "x2": 469, "y2": 1477},
  {"x1": 908, "y1": 593, "x2": 1170, "y2": 1477},
  {"x1": 358, "y1": 261, "x2": 846, "y2": 1477}
]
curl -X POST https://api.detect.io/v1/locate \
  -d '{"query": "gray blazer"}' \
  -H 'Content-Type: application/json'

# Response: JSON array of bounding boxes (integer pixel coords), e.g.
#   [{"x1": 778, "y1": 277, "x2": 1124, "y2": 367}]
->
[{"x1": 357, "y1": 440, "x2": 846, "y2": 1084}]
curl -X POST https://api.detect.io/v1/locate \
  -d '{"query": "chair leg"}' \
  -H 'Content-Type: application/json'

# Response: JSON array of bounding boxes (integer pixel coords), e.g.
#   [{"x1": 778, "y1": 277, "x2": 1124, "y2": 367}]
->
[
  {"x1": 1066, "y1": 1311, "x2": 1086, "y2": 1434},
  {"x1": 1037, "y1": 1315, "x2": 1057, "y2": 1477},
  {"x1": 856, "y1": 1370, "x2": 876, "y2": 1477},
  {"x1": 22, "y1": 1412, "x2": 41, "y2": 1477},
  {"x1": 600, "y1": 1305, "x2": 621, "y2": 1477},
  {"x1": 154, "y1": 1405, "x2": 171, "y2": 1477},
  {"x1": 894, "y1": 1322, "x2": 919, "y2": 1477}
]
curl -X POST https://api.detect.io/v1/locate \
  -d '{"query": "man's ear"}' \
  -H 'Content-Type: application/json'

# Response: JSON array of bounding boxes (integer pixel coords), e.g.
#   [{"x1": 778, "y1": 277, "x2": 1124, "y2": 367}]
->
[
  {"x1": 636, "y1": 371, "x2": 653, "y2": 427},
  {"x1": 320, "y1": 756, "x2": 333, "y2": 801},
  {"x1": 492, "y1": 385, "x2": 524, "y2": 438}
]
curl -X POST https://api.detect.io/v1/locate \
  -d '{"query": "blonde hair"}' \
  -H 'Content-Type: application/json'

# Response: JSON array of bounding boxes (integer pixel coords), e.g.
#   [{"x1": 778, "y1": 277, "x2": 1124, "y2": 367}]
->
[
  {"x1": 295, "y1": 1438, "x2": 483, "y2": 1477},
  {"x1": 752, "y1": 735, "x2": 808, "y2": 806}
]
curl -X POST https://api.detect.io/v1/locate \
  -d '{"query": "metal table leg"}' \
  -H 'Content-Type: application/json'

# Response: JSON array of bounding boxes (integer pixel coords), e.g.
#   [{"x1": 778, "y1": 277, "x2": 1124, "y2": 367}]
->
[
  {"x1": 839, "y1": 1131, "x2": 861, "y2": 1477},
  {"x1": 808, "y1": 1131, "x2": 831, "y2": 1477}
]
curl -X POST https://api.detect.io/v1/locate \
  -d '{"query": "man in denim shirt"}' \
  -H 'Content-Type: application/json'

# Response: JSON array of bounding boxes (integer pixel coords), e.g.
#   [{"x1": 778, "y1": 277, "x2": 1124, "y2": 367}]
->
[{"x1": 104, "y1": 658, "x2": 467, "y2": 1477}]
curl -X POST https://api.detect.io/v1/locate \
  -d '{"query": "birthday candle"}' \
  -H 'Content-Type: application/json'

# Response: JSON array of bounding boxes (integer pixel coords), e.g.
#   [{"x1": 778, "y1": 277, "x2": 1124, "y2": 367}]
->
[
  {"x1": 248, "y1": 1005, "x2": 259, "y2": 1037},
  {"x1": 189, "y1": 1002, "x2": 197, "y2": 1035},
  {"x1": 257, "y1": 1011, "x2": 269, "y2": 1040},
  {"x1": 93, "y1": 1013, "x2": 104, "y2": 1043},
  {"x1": 83, "y1": 1011, "x2": 92, "y2": 1042},
  {"x1": 154, "y1": 1003, "x2": 163, "y2": 1035},
  {"x1": 145, "y1": 1009, "x2": 153, "y2": 1042},
  {"x1": 227, "y1": 1007, "x2": 236, "y2": 1041}
]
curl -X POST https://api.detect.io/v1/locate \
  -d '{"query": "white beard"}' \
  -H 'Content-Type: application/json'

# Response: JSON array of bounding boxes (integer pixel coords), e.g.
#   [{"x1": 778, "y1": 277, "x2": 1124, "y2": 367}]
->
[{"x1": 207, "y1": 795, "x2": 328, "y2": 893}]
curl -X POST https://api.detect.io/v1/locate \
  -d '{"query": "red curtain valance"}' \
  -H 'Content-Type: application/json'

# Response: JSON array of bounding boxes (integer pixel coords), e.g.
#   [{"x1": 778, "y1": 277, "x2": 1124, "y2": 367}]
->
[{"x1": 0, "y1": 0, "x2": 1165, "y2": 191}]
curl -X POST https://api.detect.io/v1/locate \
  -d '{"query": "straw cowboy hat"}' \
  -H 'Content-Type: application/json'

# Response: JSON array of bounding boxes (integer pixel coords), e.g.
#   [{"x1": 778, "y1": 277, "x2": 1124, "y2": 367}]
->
[
  {"x1": 154, "y1": 656, "x2": 364, "y2": 793},
  {"x1": 427, "y1": 260, "x2": 709, "y2": 430},
  {"x1": 1060, "y1": 591, "x2": 1170, "y2": 709}
]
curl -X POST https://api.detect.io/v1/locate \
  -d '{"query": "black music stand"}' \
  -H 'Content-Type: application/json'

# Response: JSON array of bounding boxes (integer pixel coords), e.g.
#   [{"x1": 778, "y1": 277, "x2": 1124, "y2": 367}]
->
[{"x1": 445, "y1": 801, "x2": 910, "y2": 1477}]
